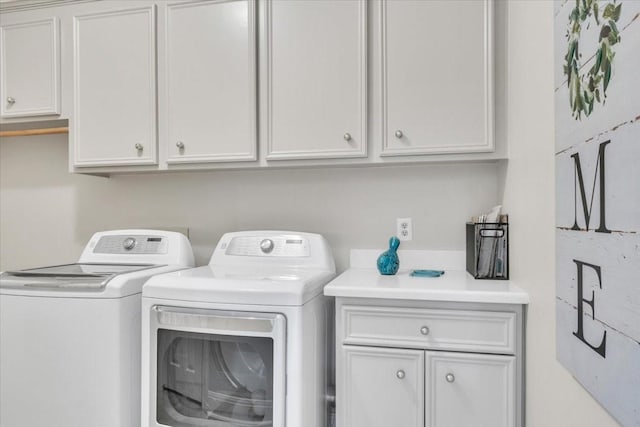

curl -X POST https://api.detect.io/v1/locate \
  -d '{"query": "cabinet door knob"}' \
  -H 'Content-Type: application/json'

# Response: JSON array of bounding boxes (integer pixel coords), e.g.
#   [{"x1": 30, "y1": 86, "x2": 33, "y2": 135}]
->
[
  {"x1": 420, "y1": 326, "x2": 430, "y2": 336},
  {"x1": 135, "y1": 143, "x2": 144, "y2": 151},
  {"x1": 394, "y1": 130, "x2": 403, "y2": 138},
  {"x1": 445, "y1": 373, "x2": 455, "y2": 383},
  {"x1": 343, "y1": 133, "x2": 352, "y2": 141},
  {"x1": 176, "y1": 141, "x2": 185, "y2": 149},
  {"x1": 396, "y1": 370, "x2": 405, "y2": 379},
  {"x1": 7, "y1": 97, "x2": 16, "y2": 105}
]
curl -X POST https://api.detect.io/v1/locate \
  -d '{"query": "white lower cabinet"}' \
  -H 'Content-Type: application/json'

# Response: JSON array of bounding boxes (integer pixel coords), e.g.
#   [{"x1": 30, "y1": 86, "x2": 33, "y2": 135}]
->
[
  {"x1": 425, "y1": 351, "x2": 515, "y2": 427},
  {"x1": 342, "y1": 346, "x2": 514, "y2": 427},
  {"x1": 336, "y1": 302, "x2": 523, "y2": 427},
  {"x1": 343, "y1": 346, "x2": 424, "y2": 427}
]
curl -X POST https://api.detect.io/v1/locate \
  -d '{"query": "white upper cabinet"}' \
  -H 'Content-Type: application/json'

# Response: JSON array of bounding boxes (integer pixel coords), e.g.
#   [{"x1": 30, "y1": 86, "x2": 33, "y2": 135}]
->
[
  {"x1": 2, "y1": 0, "x2": 499, "y2": 172},
  {"x1": 72, "y1": 5, "x2": 157, "y2": 167},
  {"x1": 0, "y1": 17, "x2": 60, "y2": 118},
  {"x1": 163, "y1": 0, "x2": 256, "y2": 164},
  {"x1": 264, "y1": 0, "x2": 367, "y2": 160},
  {"x1": 380, "y1": 0, "x2": 494, "y2": 156}
]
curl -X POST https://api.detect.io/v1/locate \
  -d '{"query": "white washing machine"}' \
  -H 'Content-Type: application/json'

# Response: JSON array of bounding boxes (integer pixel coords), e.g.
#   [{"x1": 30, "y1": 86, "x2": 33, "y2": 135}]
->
[
  {"x1": 141, "y1": 231, "x2": 336, "y2": 427},
  {"x1": 0, "y1": 229, "x2": 194, "y2": 427}
]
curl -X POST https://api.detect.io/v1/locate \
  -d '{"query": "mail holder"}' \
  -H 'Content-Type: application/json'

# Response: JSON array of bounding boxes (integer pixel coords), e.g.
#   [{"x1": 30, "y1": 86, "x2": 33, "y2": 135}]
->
[{"x1": 466, "y1": 222, "x2": 509, "y2": 280}]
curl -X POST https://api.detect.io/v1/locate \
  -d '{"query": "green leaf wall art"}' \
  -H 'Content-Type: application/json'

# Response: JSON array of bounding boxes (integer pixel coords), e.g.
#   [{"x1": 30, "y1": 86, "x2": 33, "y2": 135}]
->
[{"x1": 564, "y1": 0, "x2": 622, "y2": 120}]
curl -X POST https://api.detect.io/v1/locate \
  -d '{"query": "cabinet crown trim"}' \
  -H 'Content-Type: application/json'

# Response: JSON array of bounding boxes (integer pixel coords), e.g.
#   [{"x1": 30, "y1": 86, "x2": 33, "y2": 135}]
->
[{"x1": 0, "y1": 0, "x2": 95, "y2": 12}]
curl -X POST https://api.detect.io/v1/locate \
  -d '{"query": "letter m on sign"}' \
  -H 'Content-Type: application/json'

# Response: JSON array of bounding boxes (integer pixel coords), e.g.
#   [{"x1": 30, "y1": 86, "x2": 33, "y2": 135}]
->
[{"x1": 571, "y1": 140, "x2": 611, "y2": 233}]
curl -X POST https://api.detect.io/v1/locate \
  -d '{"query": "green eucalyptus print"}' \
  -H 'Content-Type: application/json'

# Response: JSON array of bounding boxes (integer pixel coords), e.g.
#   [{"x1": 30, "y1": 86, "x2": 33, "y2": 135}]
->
[{"x1": 564, "y1": 0, "x2": 622, "y2": 120}]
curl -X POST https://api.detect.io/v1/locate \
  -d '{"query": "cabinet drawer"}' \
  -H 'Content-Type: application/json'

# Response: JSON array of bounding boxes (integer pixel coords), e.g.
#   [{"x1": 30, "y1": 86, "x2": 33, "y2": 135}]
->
[{"x1": 342, "y1": 305, "x2": 516, "y2": 354}]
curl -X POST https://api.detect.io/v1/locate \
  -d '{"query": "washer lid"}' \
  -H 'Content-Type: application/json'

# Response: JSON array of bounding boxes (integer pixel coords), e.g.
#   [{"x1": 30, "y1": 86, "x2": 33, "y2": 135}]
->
[
  {"x1": 0, "y1": 263, "x2": 159, "y2": 290},
  {"x1": 143, "y1": 265, "x2": 335, "y2": 306}
]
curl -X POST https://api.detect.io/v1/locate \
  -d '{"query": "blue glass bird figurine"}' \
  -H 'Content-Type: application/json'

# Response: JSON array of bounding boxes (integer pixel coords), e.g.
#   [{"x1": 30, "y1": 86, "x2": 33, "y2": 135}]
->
[{"x1": 377, "y1": 236, "x2": 400, "y2": 275}]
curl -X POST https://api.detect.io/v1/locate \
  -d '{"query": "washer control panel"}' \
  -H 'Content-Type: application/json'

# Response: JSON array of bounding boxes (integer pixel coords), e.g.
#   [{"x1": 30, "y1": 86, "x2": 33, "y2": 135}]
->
[
  {"x1": 93, "y1": 235, "x2": 168, "y2": 254},
  {"x1": 123, "y1": 237, "x2": 137, "y2": 250},
  {"x1": 225, "y1": 235, "x2": 310, "y2": 257}
]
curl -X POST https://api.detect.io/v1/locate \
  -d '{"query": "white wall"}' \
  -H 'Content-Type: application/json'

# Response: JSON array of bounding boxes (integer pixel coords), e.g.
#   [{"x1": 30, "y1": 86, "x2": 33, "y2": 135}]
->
[
  {"x1": 500, "y1": 1, "x2": 618, "y2": 426},
  {"x1": 0, "y1": 1, "x2": 622, "y2": 426},
  {"x1": 0, "y1": 135, "x2": 500, "y2": 271}
]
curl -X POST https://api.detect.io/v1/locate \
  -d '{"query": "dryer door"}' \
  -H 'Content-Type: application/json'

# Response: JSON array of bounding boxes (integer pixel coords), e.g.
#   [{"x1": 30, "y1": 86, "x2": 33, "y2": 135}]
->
[{"x1": 151, "y1": 307, "x2": 286, "y2": 427}]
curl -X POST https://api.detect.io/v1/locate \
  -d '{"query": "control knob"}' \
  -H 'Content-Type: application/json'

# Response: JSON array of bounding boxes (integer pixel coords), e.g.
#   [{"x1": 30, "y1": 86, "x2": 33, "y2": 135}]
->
[
  {"x1": 123, "y1": 237, "x2": 137, "y2": 250},
  {"x1": 260, "y1": 239, "x2": 275, "y2": 254}
]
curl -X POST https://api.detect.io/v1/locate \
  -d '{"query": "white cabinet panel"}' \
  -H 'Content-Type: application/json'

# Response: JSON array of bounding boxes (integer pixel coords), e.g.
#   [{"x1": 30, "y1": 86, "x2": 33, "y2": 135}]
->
[
  {"x1": 342, "y1": 346, "x2": 424, "y2": 427},
  {"x1": 380, "y1": 0, "x2": 494, "y2": 155},
  {"x1": 265, "y1": 0, "x2": 366, "y2": 160},
  {"x1": 164, "y1": 0, "x2": 256, "y2": 164},
  {"x1": 0, "y1": 17, "x2": 60, "y2": 118},
  {"x1": 425, "y1": 351, "x2": 515, "y2": 427},
  {"x1": 335, "y1": 298, "x2": 525, "y2": 427},
  {"x1": 73, "y1": 6, "x2": 156, "y2": 166},
  {"x1": 343, "y1": 305, "x2": 516, "y2": 354}
]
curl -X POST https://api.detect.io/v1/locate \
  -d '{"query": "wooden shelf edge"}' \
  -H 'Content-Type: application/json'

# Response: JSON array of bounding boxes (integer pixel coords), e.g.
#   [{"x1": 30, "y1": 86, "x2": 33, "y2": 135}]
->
[{"x1": 0, "y1": 127, "x2": 69, "y2": 137}]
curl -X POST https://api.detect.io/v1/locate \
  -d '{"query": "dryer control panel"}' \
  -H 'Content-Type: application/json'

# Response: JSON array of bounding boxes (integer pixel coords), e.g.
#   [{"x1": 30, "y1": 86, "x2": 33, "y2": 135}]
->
[
  {"x1": 224, "y1": 235, "x2": 310, "y2": 257},
  {"x1": 210, "y1": 231, "x2": 334, "y2": 270}
]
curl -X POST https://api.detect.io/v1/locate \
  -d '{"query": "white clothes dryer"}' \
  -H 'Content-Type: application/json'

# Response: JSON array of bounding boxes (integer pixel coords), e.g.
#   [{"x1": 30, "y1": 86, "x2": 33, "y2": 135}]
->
[
  {"x1": 141, "y1": 231, "x2": 336, "y2": 427},
  {"x1": 0, "y1": 230, "x2": 194, "y2": 427}
]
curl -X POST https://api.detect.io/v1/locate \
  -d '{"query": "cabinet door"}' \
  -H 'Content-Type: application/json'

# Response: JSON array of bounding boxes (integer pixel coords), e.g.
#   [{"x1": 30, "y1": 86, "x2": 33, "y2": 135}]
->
[
  {"x1": 341, "y1": 346, "x2": 424, "y2": 427},
  {"x1": 164, "y1": 0, "x2": 256, "y2": 164},
  {"x1": 265, "y1": 0, "x2": 366, "y2": 160},
  {"x1": 380, "y1": 0, "x2": 494, "y2": 156},
  {"x1": 73, "y1": 6, "x2": 156, "y2": 167},
  {"x1": 425, "y1": 351, "x2": 515, "y2": 427},
  {"x1": 0, "y1": 17, "x2": 60, "y2": 118}
]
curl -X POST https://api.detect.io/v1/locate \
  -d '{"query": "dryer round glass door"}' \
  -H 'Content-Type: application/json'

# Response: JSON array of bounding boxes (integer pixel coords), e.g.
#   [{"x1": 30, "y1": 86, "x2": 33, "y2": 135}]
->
[{"x1": 156, "y1": 330, "x2": 274, "y2": 426}]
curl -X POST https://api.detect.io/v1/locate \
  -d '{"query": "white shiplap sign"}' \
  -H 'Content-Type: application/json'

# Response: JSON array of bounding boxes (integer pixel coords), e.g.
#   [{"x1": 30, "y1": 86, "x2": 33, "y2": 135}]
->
[{"x1": 555, "y1": 0, "x2": 640, "y2": 425}]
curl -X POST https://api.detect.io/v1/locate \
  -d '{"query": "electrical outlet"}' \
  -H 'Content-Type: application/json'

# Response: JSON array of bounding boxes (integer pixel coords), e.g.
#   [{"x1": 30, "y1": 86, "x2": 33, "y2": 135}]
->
[{"x1": 396, "y1": 217, "x2": 412, "y2": 241}]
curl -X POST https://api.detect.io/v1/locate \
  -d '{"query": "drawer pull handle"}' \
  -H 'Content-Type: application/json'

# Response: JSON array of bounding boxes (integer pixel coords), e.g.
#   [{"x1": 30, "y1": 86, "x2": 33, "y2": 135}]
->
[
  {"x1": 396, "y1": 370, "x2": 405, "y2": 379},
  {"x1": 445, "y1": 373, "x2": 455, "y2": 383},
  {"x1": 420, "y1": 326, "x2": 430, "y2": 335},
  {"x1": 135, "y1": 143, "x2": 144, "y2": 151},
  {"x1": 7, "y1": 97, "x2": 16, "y2": 105}
]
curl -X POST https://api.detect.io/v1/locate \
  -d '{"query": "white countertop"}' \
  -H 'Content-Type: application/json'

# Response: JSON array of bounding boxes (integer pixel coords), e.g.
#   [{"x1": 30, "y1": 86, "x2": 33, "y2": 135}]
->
[{"x1": 323, "y1": 250, "x2": 529, "y2": 305}]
